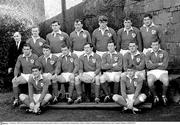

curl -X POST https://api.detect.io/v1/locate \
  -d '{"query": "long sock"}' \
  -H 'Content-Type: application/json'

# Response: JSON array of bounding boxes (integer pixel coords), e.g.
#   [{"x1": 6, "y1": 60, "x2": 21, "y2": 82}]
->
[
  {"x1": 95, "y1": 85, "x2": 100, "y2": 98},
  {"x1": 101, "y1": 82, "x2": 110, "y2": 96},
  {"x1": 75, "y1": 84, "x2": 82, "y2": 97},
  {"x1": 162, "y1": 85, "x2": 168, "y2": 96},
  {"x1": 149, "y1": 85, "x2": 157, "y2": 97},
  {"x1": 85, "y1": 84, "x2": 91, "y2": 98},
  {"x1": 113, "y1": 82, "x2": 119, "y2": 94},
  {"x1": 52, "y1": 82, "x2": 58, "y2": 97},
  {"x1": 69, "y1": 82, "x2": 74, "y2": 98},
  {"x1": 13, "y1": 87, "x2": 19, "y2": 99}
]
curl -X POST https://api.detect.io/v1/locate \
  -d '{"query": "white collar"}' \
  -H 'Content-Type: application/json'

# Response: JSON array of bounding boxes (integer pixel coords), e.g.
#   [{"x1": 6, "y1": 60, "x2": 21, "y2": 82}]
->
[
  {"x1": 61, "y1": 52, "x2": 71, "y2": 57},
  {"x1": 143, "y1": 22, "x2": 155, "y2": 28},
  {"x1": 32, "y1": 36, "x2": 40, "y2": 40},
  {"x1": 44, "y1": 54, "x2": 52, "y2": 59},
  {"x1": 75, "y1": 29, "x2": 84, "y2": 33},
  {"x1": 151, "y1": 48, "x2": 162, "y2": 53},
  {"x1": 22, "y1": 52, "x2": 32, "y2": 58},
  {"x1": 108, "y1": 51, "x2": 117, "y2": 55},
  {"x1": 84, "y1": 52, "x2": 94, "y2": 57},
  {"x1": 99, "y1": 27, "x2": 109, "y2": 31},
  {"x1": 130, "y1": 50, "x2": 140, "y2": 56},
  {"x1": 33, "y1": 74, "x2": 43, "y2": 81},
  {"x1": 124, "y1": 27, "x2": 133, "y2": 32},
  {"x1": 52, "y1": 30, "x2": 62, "y2": 35},
  {"x1": 127, "y1": 73, "x2": 138, "y2": 80}
]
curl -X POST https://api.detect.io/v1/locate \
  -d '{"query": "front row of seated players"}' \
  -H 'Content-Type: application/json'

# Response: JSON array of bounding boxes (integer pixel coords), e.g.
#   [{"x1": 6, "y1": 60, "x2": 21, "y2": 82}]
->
[{"x1": 14, "y1": 40, "x2": 169, "y2": 109}]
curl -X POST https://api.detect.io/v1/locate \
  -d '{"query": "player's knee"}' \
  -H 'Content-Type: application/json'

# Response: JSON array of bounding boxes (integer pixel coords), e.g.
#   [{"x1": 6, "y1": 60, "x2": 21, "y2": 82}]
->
[
  {"x1": 147, "y1": 75, "x2": 155, "y2": 86},
  {"x1": 139, "y1": 93, "x2": 147, "y2": 102},
  {"x1": 100, "y1": 75, "x2": 106, "y2": 83},
  {"x1": 160, "y1": 76, "x2": 169, "y2": 86},
  {"x1": 112, "y1": 94, "x2": 120, "y2": 102},
  {"x1": 114, "y1": 76, "x2": 120, "y2": 83},
  {"x1": 44, "y1": 94, "x2": 52, "y2": 102},
  {"x1": 19, "y1": 94, "x2": 28, "y2": 101}
]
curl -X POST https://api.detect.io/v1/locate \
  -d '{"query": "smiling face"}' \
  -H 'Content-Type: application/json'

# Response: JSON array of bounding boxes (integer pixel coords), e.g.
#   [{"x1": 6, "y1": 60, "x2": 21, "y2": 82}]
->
[
  {"x1": 143, "y1": 16, "x2": 152, "y2": 27},
  {"x1": 61, "y1": 46, "x2": 69, "y2": 56},
  {"x1": 43, "y1": 48, "x2": 51, "y2": 57},
  {"x1": 51, "y1": 22, "x2": 60, "y2": 32},
  {"x1": 31, "y1": 27, "x2": 39, "y2": 37},
  {"x1": 151, "y1": 41, "x2": 160, "y2": 52},
  {"x1": 74, "y1": 21, "x2": 83, "y2": 31},
  {"x1": 32, "y1": 68, "x2": 41, "y2": 78},
  {"x1": 23, "y1": 45, "x2": 31, "y2": 56},
  {"x1": 107, "y1": 42, "x2": 116, "y2": 53},
  {"x1": 129, "y1": 42, "x2": 138, "y2": 53},
  {"x1": 13, "y1": 32, "x2": 21, "y2": 43},
  {"x1": 84, "y1": 44, "x2": 93, "y2": 55}
]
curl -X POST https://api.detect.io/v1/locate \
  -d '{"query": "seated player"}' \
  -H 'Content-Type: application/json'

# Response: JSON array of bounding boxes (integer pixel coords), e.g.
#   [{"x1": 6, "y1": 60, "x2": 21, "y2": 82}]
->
[
  {"x1": 146, "y1": 40, "x2": 169, "y2": 105},
  {"x1": 100, "y1": 41, "x2": 123, "y2": 102},
  {"x1": 12, "y1": 44, "x2": 38, "y2": 106},
  {"x1": 52, "y1": 44, "x2": 79, "y2": 104},
  {"x1": 123, "y1": 41, "x2": 146, "y2": 80},
  {"x1": 113, "y1": 69, "x2": 147, "y2": 113},
  {"x1": 75, "y1": 42, "x2": 101, "y2": 103},
  {"x1": 19, "y1": 66, "x2": 52, "y2": 115},
  {"x1": 37, "y1": 44, "x2": 58, "y2": 80}
]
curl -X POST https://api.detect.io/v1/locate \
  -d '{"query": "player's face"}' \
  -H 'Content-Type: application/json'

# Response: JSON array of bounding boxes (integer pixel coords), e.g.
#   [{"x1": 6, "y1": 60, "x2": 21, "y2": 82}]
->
[
  {"x1": 151, "y1": 42, "x2": 160, "y2": 52},
  {"x1": 129, "y1": 43, "x2": 137, "y2": 53},
  {"x1": 143, "y1": 17, "x2": 152, "y2": 27},
  {"x1": 43, "y1": 48, "x2": 51, "y2": 57},
  {"x1": 51, "y1": 22, "x2": 60, "y2": 32},
  {"x1": 107, "y1": 43, "x2": 116, "y2": 53},
  {"x1": 13, "y1": 32, "x2": 21, "y2": 42},
  {"x1": 23, "y1": 46, "x2": 31, "y2": 56},
  {"x1": 61, "y1": 47, "x2": 69, "y2": 56},
  {"x1": 32, "y1": 68, "x2": 41, "y2": 78},
  {"x1": 127, "y1": 70, "x2": 135, "y2": 77},
  {"x1": 99, "y1": 21, "x2": 107, "y2": 29},
  {"x1": 84, "y1": 44, "x2": 93, "y2": 54},
  {"x1": 74, "y1": 22, "x2": 83, "y2": 31},
  {"x1": 31, "y1": 27, "x2": 39, "y2": 37},
  {"x1": 124, "y1": 20, "x2": 132, "y2": 29}
]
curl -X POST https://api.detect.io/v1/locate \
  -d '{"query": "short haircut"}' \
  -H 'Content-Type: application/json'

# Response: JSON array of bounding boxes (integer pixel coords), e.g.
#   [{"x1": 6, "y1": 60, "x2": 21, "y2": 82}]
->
[
  {"x1": 123, "y1": 17, "x2": 132, "y2": 22},
  {"x1": 143, "y1": 13, "x2": 153, "y2": 19},
  {"x1": 42, "y1": 44, "x2": 51, "y2": 50},
  {"x1": 23, "y1": 43, "x2": 31, "y2": 49},
  {"x1": 129, "y1": 40, "x2": 137, "y2": 45},
  {"x1": 152, "y1": 39, "x2": 160, "y2": 44},
  {"x1": 107, "y1": 41, "x2": 115, "y2": 46},
  {"x1": 31, "y1": 65, "x2": 41, "y2": 71},
  {"x1": 13, "y1": 31, "x2": 21, "y2": 37},
  {"x1": 51, "y1": 20, "x2": 60, "y2": 25},
  {"x1": 74, "y1": 19, "x2": 83, "y2": 24},
  {"x1": 98, "y1": 15, "x2": 108, "y2": 22},
  {"x1": 61, "y1": 44, "x2": 69, "y2": 49},
  {"x1": 84, "y1": 42, "x2": 93, "y2": 48}
]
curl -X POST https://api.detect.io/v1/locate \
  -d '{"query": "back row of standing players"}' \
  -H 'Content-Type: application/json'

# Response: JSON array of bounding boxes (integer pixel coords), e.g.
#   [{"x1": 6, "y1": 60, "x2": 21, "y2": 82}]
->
[{"x1": 9, "y1": 13, "x2": 169, "y2": 114}]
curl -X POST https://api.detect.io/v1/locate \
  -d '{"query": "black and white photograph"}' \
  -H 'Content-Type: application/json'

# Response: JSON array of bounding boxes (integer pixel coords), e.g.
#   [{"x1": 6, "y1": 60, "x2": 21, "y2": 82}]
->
[{"x1": 0, "y1": 0, "x2": 180, "y2": 124}]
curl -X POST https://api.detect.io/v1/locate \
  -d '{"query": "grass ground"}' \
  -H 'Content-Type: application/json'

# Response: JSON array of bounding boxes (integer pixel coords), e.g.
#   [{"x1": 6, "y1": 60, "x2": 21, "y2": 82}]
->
[{"x1": 0, "y1": 92, "x2": 180, "y2": 122}]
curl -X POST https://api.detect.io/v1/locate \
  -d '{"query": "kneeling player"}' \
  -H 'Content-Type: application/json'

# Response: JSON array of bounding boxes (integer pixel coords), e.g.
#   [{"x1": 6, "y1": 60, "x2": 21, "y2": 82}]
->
[
  {"x1": 52, "y1": 44, "x2": 79, "y2": 104},
  {"x1": 75, "y1": 42, "x2": 101, "y2": 103},
  {"x1": 100, "y1": 41, "x2": 123, "y2": 102},
  {"x1": 113, "y1": 69, "x2": 147, "y2": 113},
  {"x1": 146, "y1": 40, "x2": 169, "y2": 105},
  {"x1": 19, "y1": 66, "x2": 52, "y2": 115}
]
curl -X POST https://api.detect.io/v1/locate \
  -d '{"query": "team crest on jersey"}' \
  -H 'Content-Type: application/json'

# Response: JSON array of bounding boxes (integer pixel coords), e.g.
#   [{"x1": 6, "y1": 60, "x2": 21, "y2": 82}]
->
[
  {"x1": 107, "y1": 33, "x2": 112, "y2": 37},
  {"x1": 92, "y1": 58, "x2": 96, "y2": 63},
  {"x1": 151, "y1": 30, "x2": 156, "y2": 34},
  {"x1": 132, "y1": 33, "x2": 136, "y2": 38},
  {"x1": 159, "y1": 53, "x2": 163, "y2": 58},
  {"x1": 59, "y1": 36, "x2": 64, "y2": 41},
  {"x1": 30, "y1": 59, "x2": 34, "y2": 64},
  {"x1": 50, "y1": 60, "x2": 55, "y2": 65},
  {"x1": 83, "y1": 33, "x2": 87, "y2": 38},
  {"x1": 70, "y1": 58, "x2": 74, "y2": 63},
  {"x1": 39, "y1": 42, "x2": 43, "y2": 46},
  {"x1": 136, "y1": 57, "x2": 141, "y2": 63},
  {"x1": 114, "y1": 56, "x2": 118, "y2": 62},
  {"x1": 40, "y1": 83, "x2": 44, "y2": 87}
]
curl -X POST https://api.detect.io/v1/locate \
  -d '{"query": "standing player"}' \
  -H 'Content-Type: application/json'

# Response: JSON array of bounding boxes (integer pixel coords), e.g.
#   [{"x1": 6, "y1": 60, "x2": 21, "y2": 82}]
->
[
  {"x1": 117, "y1": 17, "x2": 142, "y2": 55},
  {"x1": 123, "y1": 41, "x2": 146, "y2": 80},
  {"x1": 75, "y1": 42, "x2": 101, "y2": 103},
  {"x1": 26, "y1": 26, "x2": 46, "y2": 57},
  {"x1": 113, "y1": 69, "x2": 147, "y2": 114},
  {"x1": 146, "y1": 40, "x2": 169, "y2": 105},
  {"x1": 52, "y1": 44, "x2": 79, "y2": 104},
  {"x1": 46, "y1": 21, "x2": 70, "y2": 57},
  {"x1": 92, "y1": 15, "x2": 117, "y2": 57},
  {"x1": 19, "y1": 65, "x2": 52, "y2": 115},
  {"x1": 100, "y1": 41, "x2": 123, "y2": 102},
  {"x1": 12, "y1": 44, "x2": 38, "y2": 106},
  {"x1": 70, "y1": 19, "x2": 91, "y2": 57},
  {"x1": 140, "y1": 13, "x2": 165, "y2": 54}
]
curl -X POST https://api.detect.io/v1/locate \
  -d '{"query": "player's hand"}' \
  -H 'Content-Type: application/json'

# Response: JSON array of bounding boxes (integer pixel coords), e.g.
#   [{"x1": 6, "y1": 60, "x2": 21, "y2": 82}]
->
[
  {"x1": 158, "y1": 63, "x2": 163, "y2": 65},
  {"x1": 113, "y1": 63, "x2": 118, "y2": 67},
  {"x1": 29, "y1": 102, "x2": 35, "y2": 110},
  {"x1": 8, "y1": 68, "x2": 13, "y2": 74}
]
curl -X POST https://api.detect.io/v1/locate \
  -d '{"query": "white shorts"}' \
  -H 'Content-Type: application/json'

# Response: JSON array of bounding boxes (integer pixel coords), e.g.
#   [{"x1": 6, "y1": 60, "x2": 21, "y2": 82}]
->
[
  {"x1": 21, "y1": 73, "x2": 31, "y2": 82},
  {"x1": 53, "y1": 53, "x2": 62, "y2": 57},
  {"x1": 96, "y1": 51, "x2": 106, "y2": 57},
  {"x1": 127, "y1": 94, "x2": 146, "y2": 102},
  {"x1": 61, "y1": 73, "x2": 73, "y2": 82},
  {"x1": 43, "y1": 73, "x2": 53, "y2": 80},
  {"x1": 147, "y1": 69, "x2": 168, "y2": 80},
  {"x1": 73, "y1": 51, "x2": 84, "y2": 58},
  {"x1": 83, "y1": 72, "x2": 95, "y2": 78},
  {"x1": 120, "y1": 49, "x2": 129, "y2": 56},
  {"x1": 135, "y1": 70, "x2": 145, "y2": 80},
  {"x1": 104, "y1": 72, "x2": 121, "y2": 82},
  {"x1": 143, "y1": 48, "x2": 152, "y2": 55}
]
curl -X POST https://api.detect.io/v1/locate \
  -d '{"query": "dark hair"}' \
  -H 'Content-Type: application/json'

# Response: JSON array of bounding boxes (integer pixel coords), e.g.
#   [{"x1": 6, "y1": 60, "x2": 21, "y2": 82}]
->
[
  {"x1": 143, "y1": 13, "x2": 153, "y2": 19},
  {"x1": 51, "y1": 20, "x2": 60, "y2": 25},
  {"x1": 74, "y1": 19, "x2": 83, "y2": 24},
  {"x1": 98, "y1": 15, "x2": 108, "y2": 22},
  {"x1": 84, "y1": 42, "x2": 94, "y2": 48},
  {"x1": 123, "y1": 17, "x2": 132, "y2": 22},
  {"x1": 23, "y1": 43, "x2": 31, "y2": 49},
  {"x1": 61, "y1": 44, "x2": 69, "y2": 49},
  {"x1": 129, "y1": 40, "x2": 137, "y2": 45},
  {"x1": 107, "y1": 41, "x2": 115, "y2": 46},
  {"x1": 151, "y1": 40, "x2": 160, "y2": 44},
  {"x1": 31, "y1": 65, "x2": 41, "y2": 71},
  {"x1": 31, "y1": 25, "x2": 39, "y2": 30},
  {"x1": 42, "y1": 44, "x2": 51, "y2": 50}
]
